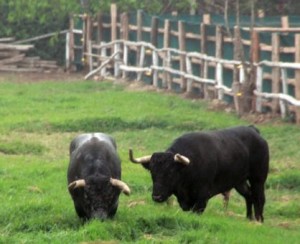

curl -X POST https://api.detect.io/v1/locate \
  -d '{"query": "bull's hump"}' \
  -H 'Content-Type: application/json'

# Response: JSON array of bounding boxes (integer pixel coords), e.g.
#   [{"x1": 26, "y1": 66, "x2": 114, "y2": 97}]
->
[
  {"x1": 90, "y1": 134, "x2": 116, "y2": 150},
  {"x1": 72, "y1": 133, "x2": 116, "y2": 152}
]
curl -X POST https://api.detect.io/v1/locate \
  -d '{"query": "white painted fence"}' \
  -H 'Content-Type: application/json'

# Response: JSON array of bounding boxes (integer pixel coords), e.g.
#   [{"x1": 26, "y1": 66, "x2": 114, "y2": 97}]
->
[{"x1": 84, "y1": 39, "x2": 300, "y2": 120}]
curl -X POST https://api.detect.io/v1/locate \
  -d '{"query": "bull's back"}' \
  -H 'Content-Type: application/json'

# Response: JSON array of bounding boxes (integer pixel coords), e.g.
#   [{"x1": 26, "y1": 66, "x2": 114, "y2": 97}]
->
[
  {"x1": 219, "y1": 126, "x2": 269, "y2": 173},
  {"x1": 169, "y1": 126, "x2": 268, "y2": 184}
]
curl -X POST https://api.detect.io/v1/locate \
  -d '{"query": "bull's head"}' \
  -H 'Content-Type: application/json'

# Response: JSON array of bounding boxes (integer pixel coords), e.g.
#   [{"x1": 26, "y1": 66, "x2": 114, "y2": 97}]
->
[
  {"x1": 129, "y1": 149, "x2": 190, "y2": 203},
  {"x1": 68, "y1": 177, "x2": 130, "y2": 220}
]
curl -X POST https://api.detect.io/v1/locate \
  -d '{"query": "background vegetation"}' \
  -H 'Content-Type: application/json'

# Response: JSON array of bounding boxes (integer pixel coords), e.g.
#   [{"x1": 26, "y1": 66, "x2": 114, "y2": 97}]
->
[
  {"x1": 1, "y1": 0, "x2": 300, "y2": 64},
  {"x1": 0, "y1": 75, "x2": 299, "y2": 243}
]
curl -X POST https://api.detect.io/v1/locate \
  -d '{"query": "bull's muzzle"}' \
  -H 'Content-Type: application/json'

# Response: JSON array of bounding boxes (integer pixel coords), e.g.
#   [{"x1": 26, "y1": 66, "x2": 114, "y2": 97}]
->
[{"x1": 92, "y1": 210, "x2": 108, "y2": 221}]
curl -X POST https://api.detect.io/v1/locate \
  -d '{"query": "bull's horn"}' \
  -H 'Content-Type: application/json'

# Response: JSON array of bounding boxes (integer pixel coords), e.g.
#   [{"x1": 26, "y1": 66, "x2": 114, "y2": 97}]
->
[
  {"x1": 68, "y1": 179, "x2": 86, "y2": 190},
  {"x1": 110, "y1": 178, "x2": 131, "y2": 196},
  {"x1": 129, "y1": 149, "x2": 151, "y2": 164},
  {"x1": 174, "y1": 154, "x2": 190, "y2": 165}
]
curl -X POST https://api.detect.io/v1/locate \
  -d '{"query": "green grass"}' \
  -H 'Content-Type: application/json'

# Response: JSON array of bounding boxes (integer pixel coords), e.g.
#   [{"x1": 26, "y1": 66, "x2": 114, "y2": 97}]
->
[{"x1": 0, "y1": 76, "x2": 299, "y2": 243}]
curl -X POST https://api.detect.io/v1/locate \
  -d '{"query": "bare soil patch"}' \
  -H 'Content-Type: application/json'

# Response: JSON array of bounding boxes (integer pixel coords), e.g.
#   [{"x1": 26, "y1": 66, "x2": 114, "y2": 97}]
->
[{"x1": 0, "y1": 71, "x2": 84, "y2": 83}]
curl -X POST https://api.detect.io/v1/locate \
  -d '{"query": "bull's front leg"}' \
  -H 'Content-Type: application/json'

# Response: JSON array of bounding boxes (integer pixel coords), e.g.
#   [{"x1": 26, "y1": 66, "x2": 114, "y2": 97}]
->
[
  {"x1": 192, "y1": 199, "x2": 208, "y2": 214},
  {"x1": 177, "y1": 199, "x2": 193, "y2": 211},
  {"x1": 176, "y1": 194, "x2": 195, "y2": 211}
]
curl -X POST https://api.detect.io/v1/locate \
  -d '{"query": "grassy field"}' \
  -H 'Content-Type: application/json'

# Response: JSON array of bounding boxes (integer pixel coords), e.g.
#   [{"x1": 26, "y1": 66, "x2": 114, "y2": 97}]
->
[{"x1": 0, "y1": 76, "x2": 299, "y2": 243}]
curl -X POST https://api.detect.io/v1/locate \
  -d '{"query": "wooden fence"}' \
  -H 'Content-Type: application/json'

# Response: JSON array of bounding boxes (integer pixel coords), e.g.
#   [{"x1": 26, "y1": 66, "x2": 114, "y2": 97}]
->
[{"x1": 66, "y1": 4, "x2": 300, "y2": 124}]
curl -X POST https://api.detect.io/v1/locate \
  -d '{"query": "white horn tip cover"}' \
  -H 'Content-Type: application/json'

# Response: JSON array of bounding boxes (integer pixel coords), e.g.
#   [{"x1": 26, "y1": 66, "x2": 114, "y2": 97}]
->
[
  {"x1": 110, "y1": 178, "x2": 131, "y2": 196},
  {"x1": 174, "y1": 154, "x2": 190, "y2": 165},
  {"x1": 68, "y1": 179, "x2": 86, "y2": 190}
]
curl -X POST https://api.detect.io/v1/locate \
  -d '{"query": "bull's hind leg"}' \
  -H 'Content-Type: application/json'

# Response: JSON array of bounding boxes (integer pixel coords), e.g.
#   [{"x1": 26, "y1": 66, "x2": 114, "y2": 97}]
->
[
  {"x1": 235, "y1": 181, "x2": 253, "y2": 220},
  {"x1": 222, "y1": 191, "x2": 230, "y2": 210},
  {"x1": 250, "y1": 182, "x2": 266, "y2": 222}
]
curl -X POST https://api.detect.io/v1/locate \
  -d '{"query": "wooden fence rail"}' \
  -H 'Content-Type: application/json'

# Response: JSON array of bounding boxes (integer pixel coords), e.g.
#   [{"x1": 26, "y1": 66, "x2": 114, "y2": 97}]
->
[
  {"x1": 84, "y1": 39, "x2": 300, "y2": 123},
  {"x1": 67, "y1": 4, "x2": 300, "y2": 124}
]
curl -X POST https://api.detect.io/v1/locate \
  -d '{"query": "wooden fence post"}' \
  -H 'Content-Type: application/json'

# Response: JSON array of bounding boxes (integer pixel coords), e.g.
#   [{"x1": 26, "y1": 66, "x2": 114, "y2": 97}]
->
[
  {"x1": 178, "y1": 21, "x2": 186, "y2": 92},
  {"x1": 150, "y1": 17, "x2": 159, "y2": 86},
  {"x1": 85, "y1": 15, "x2": 92, "y2": 69},
  {"x1": 280, "y1": 68, "x2": 288, "y2": 118},
  {"x1": 163, "y1": 19, "x2": 171, "y2": 89},
  {"x1": 203, "y1": 14, "x2": 211, "y2": 25},
  {"x1": 114, "y1": 43, "x2": 121, "y2": 77},
  {"x1": 96, "y1": 12, "x2": 103, "y2": 67},
  {"x1": 111, "y1": 4, "x2": 117, "y2": 42},
  {"x1": 121, "y1": 12, "x2": 129, "y2": 79},
  {"x1": 121, "y1": 12, "x2": 129, "y2": 40},
  {"x1": 200, "y1": 23, "x2": 208, "y2": 98},
  {"x1": 96, "y1": 12, "x2": 103, "y2": 44},
  {"x1": 122, "y1": 43, "x2": 128, "y2": 79},
  {"x1": 250, "y1": 30, "x2": 260, "y2": 111},
  {"x1": 153, "y1": 50, "x2": 159, "y2": 87},
  {"x1": 66, "y1": 15, "x2": 75, "y2": 71},
  {"x1": 100, "y1": 41, "x2": 107, "y2": 77},
  {"x1": 216, "y1": 62, "x2": 224, "y2": 100},
  {"x1": 111, "y1": 4, "x2": 118, "y2": 77},
  {"x1": 81, "y1": 14, "x2": 90, "y2": 70},
  {"x1": 281, "y1": 16, "x2": 289, "y2": 29},
  {"x1": 87, "y1": 40, "x2": 93, "y2": 72},
  {"x1": 215, "y1": 25, "x2": 223, "y2": 100},
  {"x1": 256, "y1": 65, "x2": 263, "y2": 112},
  {"x1": 186, "y1": 55, "x2": 193, "y2": 93},
  {"x1": 271, "y1": 33, "x2": 280, "y2": 115},
  {"x1": 137, "y1": 10, "x2": 143, "y2": 42},
  {"x1": 137, "y1": 10, "x2": 143, "y2": 79},
  {"x1": 137, "y1": 45, "x2": 145, "y2": 81},
  {"x1": 233, "y1": 26, "x2": 242, "y2": 115},
  {"x1": 250, "y1": 30, "x2": 260, "y2": 63},
  {"x1": 295, "y1": 34, "x2": 300, "y2": 124},
  {"x1": 65, "y1": 32, "x2": 70, "y2": 70},
  {"x1": 150, "y1": 17, "x2": 159, "y2": 47}
]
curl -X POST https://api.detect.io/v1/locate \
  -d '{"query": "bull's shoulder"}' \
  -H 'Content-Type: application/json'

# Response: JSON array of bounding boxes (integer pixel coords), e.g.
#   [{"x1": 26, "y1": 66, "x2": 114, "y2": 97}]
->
[
  {"x1": 92, "y1": 133, "x2": 117, "y2": 149},
  {"x1": 215, "y1": 126, "x2": 268, "y2": 150}
]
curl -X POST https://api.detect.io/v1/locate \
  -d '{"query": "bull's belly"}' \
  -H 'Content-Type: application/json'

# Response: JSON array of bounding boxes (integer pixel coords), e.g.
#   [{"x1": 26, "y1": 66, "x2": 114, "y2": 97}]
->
[{"x1": 211, "y1": 174, "x2": 248, "y2": 197}]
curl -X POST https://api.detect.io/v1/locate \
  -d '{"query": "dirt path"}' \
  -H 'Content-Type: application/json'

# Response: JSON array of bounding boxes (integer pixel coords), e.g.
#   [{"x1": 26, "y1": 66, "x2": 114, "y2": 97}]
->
[{"x1": 0, "y1": 71, "x2": 84, "y2": 83}]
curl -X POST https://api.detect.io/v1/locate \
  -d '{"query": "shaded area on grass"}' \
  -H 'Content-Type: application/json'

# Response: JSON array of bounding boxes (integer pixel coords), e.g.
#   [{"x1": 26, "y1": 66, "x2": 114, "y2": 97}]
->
[
  {"x1": 9, "y1": 116, "x2": 212, "y2": 133},
  {"x1": 267, "y1": 170, "x2": 300, "y2": 191},
  {"x1": 0, "y1": 140, "x2": 46, "y2": 155}
]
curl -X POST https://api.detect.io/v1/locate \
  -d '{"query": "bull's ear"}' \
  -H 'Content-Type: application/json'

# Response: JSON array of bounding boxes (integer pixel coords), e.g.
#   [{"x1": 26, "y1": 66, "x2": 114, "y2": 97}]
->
[{"x1": 141, "y1": 162, "x2": 151, "y2": 170}]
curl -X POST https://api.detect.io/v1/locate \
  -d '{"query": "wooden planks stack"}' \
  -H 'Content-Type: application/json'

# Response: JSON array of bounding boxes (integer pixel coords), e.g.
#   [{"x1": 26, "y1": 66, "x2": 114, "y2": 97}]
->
[{"x1": 0, "y1": 37, "x2": 59, "y2": 72}]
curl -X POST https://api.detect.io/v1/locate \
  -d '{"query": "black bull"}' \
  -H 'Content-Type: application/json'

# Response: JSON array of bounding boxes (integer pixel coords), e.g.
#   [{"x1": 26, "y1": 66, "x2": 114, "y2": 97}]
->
[
  {"x1": 129, "y1": 126, "x2": 269, "y2": 222},
  {"x1": 67, "y1": 133, "x2": 130, "y2": 220}
]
